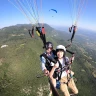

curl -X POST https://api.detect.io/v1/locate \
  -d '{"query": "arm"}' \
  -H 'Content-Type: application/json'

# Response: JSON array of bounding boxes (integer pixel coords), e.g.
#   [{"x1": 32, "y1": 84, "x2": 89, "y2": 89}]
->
[
  {"x1": 40, "y1": 56, "x2": 46, "y2": 71},
  {"x1": 49, "y1": 63, "x2": 59, "y2": 78},
  {"x1": 40, "y1": 56, "x2": 49, "y2": 76}
]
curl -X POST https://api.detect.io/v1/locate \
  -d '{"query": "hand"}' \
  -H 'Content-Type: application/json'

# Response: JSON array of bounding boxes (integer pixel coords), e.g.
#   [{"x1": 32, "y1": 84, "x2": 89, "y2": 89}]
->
[
  {"x1": 43, "y1": 69, "x2": 49, "y2": 76},
  {"x1": 67, "y1": 70, "x2": 74, "y2": 75}
]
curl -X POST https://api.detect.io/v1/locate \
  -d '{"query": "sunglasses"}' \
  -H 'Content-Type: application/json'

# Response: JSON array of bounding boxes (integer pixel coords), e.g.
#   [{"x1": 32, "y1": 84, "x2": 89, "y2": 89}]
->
[{"x1": 46, "y1": 47, "x2": 53, "y2": 50}]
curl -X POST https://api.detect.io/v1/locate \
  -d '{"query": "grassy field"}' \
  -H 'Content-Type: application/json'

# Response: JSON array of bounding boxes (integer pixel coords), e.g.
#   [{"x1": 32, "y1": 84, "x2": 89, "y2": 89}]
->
[{"x1": 0, "y1": 24, "x2": 96, "y2": 96}]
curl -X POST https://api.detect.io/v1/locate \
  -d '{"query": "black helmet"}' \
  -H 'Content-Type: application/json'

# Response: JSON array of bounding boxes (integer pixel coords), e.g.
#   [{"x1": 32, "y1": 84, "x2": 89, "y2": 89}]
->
[{"x1": 46, "y1": 42, "x2": 53, "y2": 49}]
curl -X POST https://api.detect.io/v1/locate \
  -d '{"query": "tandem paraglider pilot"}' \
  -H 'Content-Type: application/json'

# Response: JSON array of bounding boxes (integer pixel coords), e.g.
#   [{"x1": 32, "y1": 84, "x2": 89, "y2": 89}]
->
[{"x1": 40, "y1": 42, "x2": 56, "y2": 96}]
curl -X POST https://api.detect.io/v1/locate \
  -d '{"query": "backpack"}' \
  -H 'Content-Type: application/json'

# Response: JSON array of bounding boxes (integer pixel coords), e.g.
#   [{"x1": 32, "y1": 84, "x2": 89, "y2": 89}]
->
[{"x1": 40, "y1": 50, "x2": 56, "y2": 71}]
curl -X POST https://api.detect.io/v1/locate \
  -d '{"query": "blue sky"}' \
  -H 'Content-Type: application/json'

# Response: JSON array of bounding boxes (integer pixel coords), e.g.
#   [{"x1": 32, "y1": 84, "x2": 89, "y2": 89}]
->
[{"x1": 0, "y1": 0, "x2": 96, "y2": 31}]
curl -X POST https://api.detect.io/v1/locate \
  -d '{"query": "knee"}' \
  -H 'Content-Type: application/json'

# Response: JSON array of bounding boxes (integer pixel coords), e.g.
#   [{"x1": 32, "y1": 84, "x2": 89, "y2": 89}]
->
[{"x1": 60, "y1": 85, "x2": 70, "y2": 96}]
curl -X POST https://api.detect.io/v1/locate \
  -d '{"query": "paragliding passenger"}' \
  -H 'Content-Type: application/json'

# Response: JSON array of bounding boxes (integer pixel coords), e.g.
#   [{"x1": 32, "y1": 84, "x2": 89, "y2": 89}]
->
[
  {"x1": 40, "y1": 42, "x2": 56, "y2": 96},
  {"x1": 49, "y1": 45, "x2": 78, "y2": 96}
]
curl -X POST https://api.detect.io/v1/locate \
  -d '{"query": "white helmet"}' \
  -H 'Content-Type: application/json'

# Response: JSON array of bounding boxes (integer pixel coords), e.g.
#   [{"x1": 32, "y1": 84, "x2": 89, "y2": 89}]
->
[{"x1": 56, "y1": 45, "x2": 66, "y2": 52}]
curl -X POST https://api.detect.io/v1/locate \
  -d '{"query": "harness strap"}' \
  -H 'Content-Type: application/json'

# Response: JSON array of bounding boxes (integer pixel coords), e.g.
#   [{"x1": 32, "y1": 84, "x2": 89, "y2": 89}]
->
[
  {"x1": 40, "y1": 51, "x2": 57, "y2": 71},
  {"x1": 57, "y1": 60, "x2": 62, "y2": 80},
  {"x1": 55, "y1": 57, "x2": 69, "y2": 81},
  {"x1": 60, "y1": 73, "x2": 73, "y2": 86}
]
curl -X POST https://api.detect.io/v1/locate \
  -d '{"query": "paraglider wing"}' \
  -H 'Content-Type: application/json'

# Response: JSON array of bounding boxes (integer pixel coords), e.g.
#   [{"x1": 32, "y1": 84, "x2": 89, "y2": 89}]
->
[{"x1": 50, "y1": 9, "x2": 57, "y2": 13}]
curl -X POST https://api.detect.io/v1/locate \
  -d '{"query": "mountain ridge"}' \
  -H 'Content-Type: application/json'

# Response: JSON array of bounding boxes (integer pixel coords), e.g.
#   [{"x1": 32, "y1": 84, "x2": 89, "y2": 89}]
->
[{"x1": 0, "y1": 23, "x2": 96, "y2": 96}]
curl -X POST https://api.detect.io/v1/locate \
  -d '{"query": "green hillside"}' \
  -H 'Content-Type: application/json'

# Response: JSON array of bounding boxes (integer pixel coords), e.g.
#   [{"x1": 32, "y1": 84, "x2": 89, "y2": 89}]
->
[{"x1": 0, "y1": 24, "x2": 96, "y2": 96}]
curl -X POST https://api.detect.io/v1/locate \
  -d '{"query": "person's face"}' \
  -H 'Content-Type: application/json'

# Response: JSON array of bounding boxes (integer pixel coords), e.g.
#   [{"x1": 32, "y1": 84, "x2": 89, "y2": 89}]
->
[
  {"x1": 57, "y1": 50, "x2": 64, "y2": 59},
  {"x1": 46, "y1": 47, "x2": 52, "y2": 53}
]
